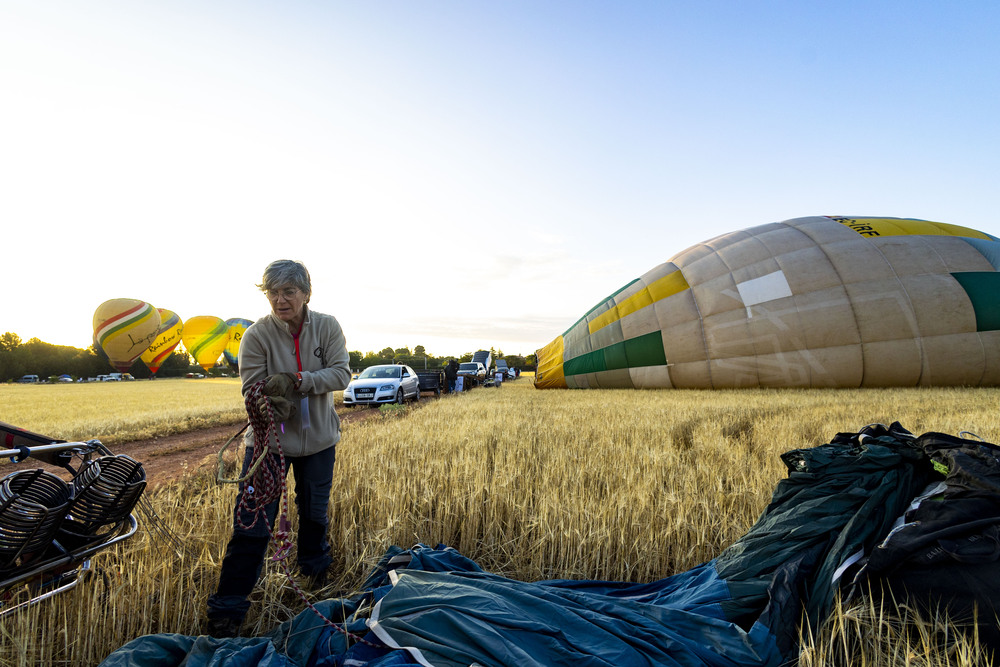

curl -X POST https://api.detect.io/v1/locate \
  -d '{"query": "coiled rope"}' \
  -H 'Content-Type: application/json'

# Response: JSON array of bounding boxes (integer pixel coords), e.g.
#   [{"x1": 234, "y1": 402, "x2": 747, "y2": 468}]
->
[{"x1": 217, "y1": 379, "x2": 383, "y2": 650}]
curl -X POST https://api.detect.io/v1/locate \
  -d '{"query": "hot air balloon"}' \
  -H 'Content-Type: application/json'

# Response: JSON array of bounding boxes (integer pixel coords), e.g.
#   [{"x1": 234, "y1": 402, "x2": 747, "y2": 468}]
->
[
  {"x1": 181, "y1": 316, "x2": 230, "y2": 373},
  {"x1": 140, "y1": 309, "x2": 184, "y2": 374},
  {"x1": 222, "y1": 318, "x2": 253, "y2": 371},
  {"x1": 93, "y1": 299, "x2": 162, "y2": 373},
  {"x1": 535, "y1": 216, "x2": 1000, "y2": 390}
]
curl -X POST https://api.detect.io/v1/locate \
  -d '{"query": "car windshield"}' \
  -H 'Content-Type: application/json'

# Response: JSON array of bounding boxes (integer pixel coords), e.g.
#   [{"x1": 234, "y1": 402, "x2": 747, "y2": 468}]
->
[
  {"x1": 359, "y1": 366, "x2": 401, "y2": 380},
  {"x1": 459, "y1": 363, "x2": 478, "y2": 370}
]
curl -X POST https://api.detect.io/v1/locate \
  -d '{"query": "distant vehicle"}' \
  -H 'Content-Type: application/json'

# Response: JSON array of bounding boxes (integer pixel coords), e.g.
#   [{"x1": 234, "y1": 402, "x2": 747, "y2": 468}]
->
[
  {"x1": 494, "y1": 359, "x2": 509, "y2": 381},
  {"x1": 102, "y1": 374, "x2": 122, "y2": 382},
  {"x1": 17, "y1": 375, "x2": 39, "y2": 384},
  {"x1": 472, "y1": 350, "x2": 493, "y2": 375},
  {"x1": 457, "y1": 362, "x2": 487, "y2": 381},
  {"x1": 344, "y1": 364, "x2": 420, "y2": 406},
  {"x1": 185, "y1": 372, "x2": 205, "y2": 379},
  {"x1": 57, "y1": 374, "x2": 73, "y2": 383}
]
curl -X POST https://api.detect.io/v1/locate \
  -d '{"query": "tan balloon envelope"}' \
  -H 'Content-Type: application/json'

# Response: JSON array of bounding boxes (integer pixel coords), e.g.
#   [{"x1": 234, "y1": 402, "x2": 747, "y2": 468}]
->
[{"x1": 535, "y1": 216, "x2": 1000, "y2": 390}]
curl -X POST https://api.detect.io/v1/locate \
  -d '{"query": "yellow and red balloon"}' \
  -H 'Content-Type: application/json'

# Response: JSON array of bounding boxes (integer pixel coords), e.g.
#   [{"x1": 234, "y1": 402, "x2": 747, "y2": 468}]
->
[
  {"x1": 93, "y1": 299, "x2": 162, "y2": 372},
  {"x1": 140, "y1": 309, "x2": 183, "y2": 374}
]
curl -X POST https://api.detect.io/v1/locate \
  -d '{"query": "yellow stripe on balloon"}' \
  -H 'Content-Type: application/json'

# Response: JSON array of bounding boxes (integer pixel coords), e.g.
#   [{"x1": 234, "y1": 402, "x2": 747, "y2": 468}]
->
[
  {"x1": 588, "y1": 270, "x2": 690, "y2": 335},
  {"x1": 832, "y1": 217, "x2": 993, "y2": 240}
]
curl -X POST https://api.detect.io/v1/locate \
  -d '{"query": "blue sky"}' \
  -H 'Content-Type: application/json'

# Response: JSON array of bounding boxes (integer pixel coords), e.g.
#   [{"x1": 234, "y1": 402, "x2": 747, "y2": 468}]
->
[{"x1": 3, "y1": 1, "x2": 999, "y2": 359}]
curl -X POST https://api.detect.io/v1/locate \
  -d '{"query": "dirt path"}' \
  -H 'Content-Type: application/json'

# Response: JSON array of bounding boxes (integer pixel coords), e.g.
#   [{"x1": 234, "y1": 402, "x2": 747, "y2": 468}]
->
[
  {"x1": 4, "y1": 408, "x2": 383, "y2": 489},
  {"x1": 124, "y1": 408, "x2": 384, "y2": 489}
]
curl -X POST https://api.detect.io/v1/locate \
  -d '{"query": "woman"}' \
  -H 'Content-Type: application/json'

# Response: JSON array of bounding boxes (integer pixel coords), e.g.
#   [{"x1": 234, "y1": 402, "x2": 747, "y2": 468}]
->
[{"x1": 206, "y1": 259, "x2": 351, "y2": 637}]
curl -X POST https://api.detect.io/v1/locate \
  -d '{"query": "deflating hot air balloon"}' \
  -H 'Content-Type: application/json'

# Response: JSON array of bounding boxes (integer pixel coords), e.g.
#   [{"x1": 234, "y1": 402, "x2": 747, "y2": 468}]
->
[
  {"x1": 181, "y1": 316, "x2": 230, "y2": 373},
  {"x1": 140, "y1": 309, "x2": 184, "y2": 374},
  {"x1": 222, "y1": 318, "x2": 253, "y2": 371},
  {"x1": 535, "y1": 216, "x2": 1000, "y2": 390},
  {"x1": 93, "y1": 299, "x2": 162, "y2": 372}
]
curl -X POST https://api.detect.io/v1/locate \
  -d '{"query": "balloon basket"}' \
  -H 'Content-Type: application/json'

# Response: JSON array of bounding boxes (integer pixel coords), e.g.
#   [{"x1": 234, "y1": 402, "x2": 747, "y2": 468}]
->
[{"x1": 0, "y1": 421, "x2": 145, "y2": 617}]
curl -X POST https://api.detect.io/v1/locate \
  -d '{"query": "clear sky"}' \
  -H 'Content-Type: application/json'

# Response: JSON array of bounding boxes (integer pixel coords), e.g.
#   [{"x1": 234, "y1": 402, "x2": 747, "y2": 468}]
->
[{"x1": 4, "y1": 1, "x2": 999, "y2": 359}]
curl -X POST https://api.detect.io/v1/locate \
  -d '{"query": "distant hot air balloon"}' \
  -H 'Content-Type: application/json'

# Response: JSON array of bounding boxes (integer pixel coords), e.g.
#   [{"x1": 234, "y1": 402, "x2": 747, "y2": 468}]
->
[
  {"x1": 93, "y1": 299, "x2": 162, "y2": 372},
  {"x1": 181, "y1": 316, "x2": 231, "y2": 373},
  {"x1": 535, "y1": 216, "x2": 1000, "y2": 390},
  {"x1": 223, "y1": 318, "x2": 253, "y2": 371},
  {"x1": 140, "y1": 309, "x2": 184, "y2": 374}
]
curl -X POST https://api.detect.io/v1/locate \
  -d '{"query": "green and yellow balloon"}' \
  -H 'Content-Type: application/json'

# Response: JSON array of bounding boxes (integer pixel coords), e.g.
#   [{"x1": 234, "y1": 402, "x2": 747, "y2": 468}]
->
[{"x1": 181, "y1": 316, "x2": 231, "y2": 373}]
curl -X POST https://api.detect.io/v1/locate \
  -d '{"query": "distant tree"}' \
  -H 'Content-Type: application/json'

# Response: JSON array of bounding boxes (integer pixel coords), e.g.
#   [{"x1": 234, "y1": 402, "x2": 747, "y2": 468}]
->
[
  {"x1": 159, "y1": 350, "x2": 194, "y2": 377},
  {"x1": 0, "y1": 332, "x2": 24, "y2": 380},
  {"x1": 349, "y1": 351, "x2": 363, "y2": 369},
  {"x1": 0, "y1": 332, "x2": 21, "y2": 353},
  {"x1": 504, "y1": 354, "x2": 528, "y2": 370},
  {"x1": 414, "y1": 345, "x2": 426, "y2": 357}
]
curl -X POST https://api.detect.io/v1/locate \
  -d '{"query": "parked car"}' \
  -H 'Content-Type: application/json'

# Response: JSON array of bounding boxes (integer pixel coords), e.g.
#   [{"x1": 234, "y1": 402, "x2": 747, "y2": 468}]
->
[
  {"x1": 17, "y1": 374, "x2": 39, "y2": 383},
  {"x1": 457, "y1": 362, "x2": 487, "y2": 381},
  {"x1": 343, "y1": 364, "x2": 420, "y2": 407}
]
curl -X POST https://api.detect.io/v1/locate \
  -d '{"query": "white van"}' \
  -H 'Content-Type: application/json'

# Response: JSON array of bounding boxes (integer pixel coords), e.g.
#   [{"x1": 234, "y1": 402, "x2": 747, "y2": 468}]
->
[{"x1": 18, "y1": 374, "x2": 39, "y2": 383}]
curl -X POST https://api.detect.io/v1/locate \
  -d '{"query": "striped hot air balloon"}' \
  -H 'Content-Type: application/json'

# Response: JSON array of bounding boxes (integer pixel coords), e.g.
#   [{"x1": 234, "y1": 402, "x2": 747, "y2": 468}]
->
[
  {"x1": 536, "y1": 216, "x2": 1000, "y2": 390},
  {"x1": 93, "y1": 299, "x2": 162, "y2": 373},
  {"x1": 181, "y1": 316, "x2": 231, "y2": 373},
  {"x1": 140, "y1": 309, "x2": 183, "y2": 374}
]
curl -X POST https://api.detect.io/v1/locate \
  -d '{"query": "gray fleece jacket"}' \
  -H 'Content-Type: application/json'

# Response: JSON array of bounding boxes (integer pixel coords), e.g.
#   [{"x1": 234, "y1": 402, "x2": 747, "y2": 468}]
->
[{"x1": 239, "y1": 306, "x2": 351, "y2": 457}]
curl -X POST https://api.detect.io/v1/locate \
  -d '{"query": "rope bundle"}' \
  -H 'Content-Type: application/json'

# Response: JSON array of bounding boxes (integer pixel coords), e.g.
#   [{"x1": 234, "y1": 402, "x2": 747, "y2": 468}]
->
[
  {"x1": 218, "y1": 379, "x2": 383, "y2": 650},
  {"x1": 231, "y1": 380, "x2": 292, "y2": 559}
]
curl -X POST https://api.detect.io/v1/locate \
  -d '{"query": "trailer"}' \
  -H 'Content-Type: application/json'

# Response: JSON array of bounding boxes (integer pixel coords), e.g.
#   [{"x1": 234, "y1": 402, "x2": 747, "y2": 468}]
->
[
  {"x1": 0, "y1": 421, "x2": 146, "y2": 617},
  {"x1": 416, "y1": 369, "x2": 446, "y2": 397}
]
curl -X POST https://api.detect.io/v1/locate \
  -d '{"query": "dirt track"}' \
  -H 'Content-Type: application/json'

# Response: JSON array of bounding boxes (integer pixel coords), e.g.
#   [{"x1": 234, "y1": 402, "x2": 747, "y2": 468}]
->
[{"x1": 3, "y1": 408, "x2": 382, "y2": 489}]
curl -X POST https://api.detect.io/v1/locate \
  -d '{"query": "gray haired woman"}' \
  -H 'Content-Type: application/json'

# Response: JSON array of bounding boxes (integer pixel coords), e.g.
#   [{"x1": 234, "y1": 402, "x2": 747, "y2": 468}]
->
[{"x1": 206, "y1": 259, "x2": 351, "y2": 637}]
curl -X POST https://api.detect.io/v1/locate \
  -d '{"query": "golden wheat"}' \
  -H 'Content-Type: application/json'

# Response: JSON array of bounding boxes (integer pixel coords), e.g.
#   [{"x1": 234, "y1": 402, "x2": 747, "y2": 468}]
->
[{"x1": 1, "y1": 379, "x2": 997, "y2": 665}]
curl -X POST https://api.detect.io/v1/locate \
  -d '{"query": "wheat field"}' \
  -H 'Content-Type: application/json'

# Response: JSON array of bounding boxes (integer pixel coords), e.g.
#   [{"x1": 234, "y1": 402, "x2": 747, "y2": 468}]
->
[
  {"x1": 0, "y1": 378, "x2": 248, "y2": 444},
  {"x1": 1, "y1": 378, "x2": 998, "y2": 665}
]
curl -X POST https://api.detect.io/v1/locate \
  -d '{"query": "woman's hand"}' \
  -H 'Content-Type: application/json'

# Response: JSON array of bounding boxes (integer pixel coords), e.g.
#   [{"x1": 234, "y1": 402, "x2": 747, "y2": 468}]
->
[
  {"x1": 257, "y1": 395, "x2": 297, "y2": 422},
  {"x1": 263, "y1": 373, "x2": 297, "y2": 398}
]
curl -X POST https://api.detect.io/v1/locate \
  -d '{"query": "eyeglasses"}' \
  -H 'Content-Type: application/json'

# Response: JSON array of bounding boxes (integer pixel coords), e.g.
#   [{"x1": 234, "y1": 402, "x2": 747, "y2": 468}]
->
[{"x1": 265, "y1": 287, "x2": 300, "y2": 301}]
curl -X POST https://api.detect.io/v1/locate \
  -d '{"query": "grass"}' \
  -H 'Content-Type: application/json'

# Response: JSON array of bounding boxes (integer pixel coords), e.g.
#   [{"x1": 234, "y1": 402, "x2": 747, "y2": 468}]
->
[
  {"x1": 0, "y1": 378, "x2": 347, "y2": 445},
  {"x1": 0, "y1": 378, "x2": 248, "y2": 444},
  {"x1": 0, "y1": 378, "x2": 998, "y2": 665}
]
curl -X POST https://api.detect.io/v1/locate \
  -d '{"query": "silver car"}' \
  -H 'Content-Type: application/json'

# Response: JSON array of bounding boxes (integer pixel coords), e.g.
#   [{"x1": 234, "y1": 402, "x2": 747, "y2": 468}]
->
[{"x1": 343, "y1": 364, "x2": 421, "y2": 407}]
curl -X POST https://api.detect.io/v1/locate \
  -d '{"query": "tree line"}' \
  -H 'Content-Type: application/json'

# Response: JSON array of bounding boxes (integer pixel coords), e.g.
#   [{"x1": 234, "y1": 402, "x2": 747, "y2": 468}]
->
[{"x1": 0, "y1": 333, "x2": 536, "y2": 382}]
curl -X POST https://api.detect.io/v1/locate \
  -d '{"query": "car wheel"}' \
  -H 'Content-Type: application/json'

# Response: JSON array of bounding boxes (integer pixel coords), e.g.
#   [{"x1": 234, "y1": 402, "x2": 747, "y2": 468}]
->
[
  {"x1": 396, "y1": 389, "x2": 404, "y2": 405},
  {"x1": 414, "y1": 388, "x2": 420, "y2": 402}
]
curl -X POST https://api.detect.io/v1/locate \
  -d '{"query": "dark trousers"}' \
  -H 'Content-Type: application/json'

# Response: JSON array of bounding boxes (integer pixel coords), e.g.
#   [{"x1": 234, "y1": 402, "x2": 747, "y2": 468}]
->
[{"x1": 206, "y1": 444, "x2": 336, "y2": 620}]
